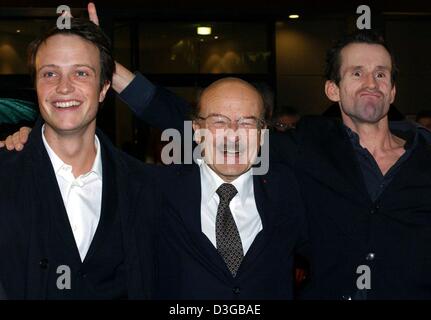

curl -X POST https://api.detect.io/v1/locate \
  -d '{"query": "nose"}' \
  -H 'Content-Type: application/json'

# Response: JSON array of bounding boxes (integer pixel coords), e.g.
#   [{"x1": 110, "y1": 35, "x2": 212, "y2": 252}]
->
[
  {"x1": 227, "y1": 120, "x2": 240, "y2": 131},
  {"x1": 56, "y1": 75, "x2": 75, "y2": 94},
  {"x1": 364, "y1": 73, "x2": 377, "y2": 89},
  {"x1": 221, "y1": 125, "x2": 240, "y2": 142}
]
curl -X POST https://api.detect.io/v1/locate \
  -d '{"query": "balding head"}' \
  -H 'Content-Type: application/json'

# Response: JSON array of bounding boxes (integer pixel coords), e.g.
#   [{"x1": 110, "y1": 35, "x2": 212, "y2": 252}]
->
[{"x1": 196, "y1": 77, "x2": 265, "y2": 120}]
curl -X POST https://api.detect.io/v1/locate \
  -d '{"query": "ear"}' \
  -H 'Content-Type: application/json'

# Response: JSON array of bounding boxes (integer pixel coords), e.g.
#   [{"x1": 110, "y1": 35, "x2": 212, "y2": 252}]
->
[
  {"x1": 98, "y1": 81, "x2": 111, "y2": 103},
  {"x1": 325, "y1": 80, "x2": 340, "y2": 102},
  {"x1": 259, "y1": 125, "x2": 267, "y2": 147},
  {"x1": 389, "y1": 84, "x2": 396, "y2": 104},
  {"x1": 192, "y1": 121, "x2": 202, "y2": 144}
]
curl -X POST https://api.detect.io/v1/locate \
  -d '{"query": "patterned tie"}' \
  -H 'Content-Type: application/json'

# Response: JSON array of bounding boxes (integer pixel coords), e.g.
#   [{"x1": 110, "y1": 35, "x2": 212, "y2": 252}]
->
[{"x1": 216, "y1": 183, "x2": 244, "y2": 277}]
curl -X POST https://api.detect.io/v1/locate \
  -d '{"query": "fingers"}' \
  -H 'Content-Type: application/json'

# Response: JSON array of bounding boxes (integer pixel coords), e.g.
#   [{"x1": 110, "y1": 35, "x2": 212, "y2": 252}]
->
[
  {"x1": 3, "y1": 126, "x2": 31, "y2": 152},
  {"x1": 19, "y1": 126, "x2": 31, "y2": 144},
  {"x1": 0, "y1": 141, "x2": 4, "y2": 148},
  {"x1": 112, "y1": 62, "x2": 136, "y2": 93},
  {"x1": 12, "y1": 131, "x2": 23, "y2": 151},
  {"x1": 5, "y1": 132, "x2": 22, "y2": 151},
  {"x1": 88, "y1": 2, "x2": 100, "y2": 26},
  {"x1": 295, "y1": 269, "x2": 306, "y2": 283}
]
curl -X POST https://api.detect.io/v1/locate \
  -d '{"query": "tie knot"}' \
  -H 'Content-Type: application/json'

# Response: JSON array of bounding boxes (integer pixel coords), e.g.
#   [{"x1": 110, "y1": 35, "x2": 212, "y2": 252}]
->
[{"x1": 216, "y1": 183, "x2": 238, "y2": 203}]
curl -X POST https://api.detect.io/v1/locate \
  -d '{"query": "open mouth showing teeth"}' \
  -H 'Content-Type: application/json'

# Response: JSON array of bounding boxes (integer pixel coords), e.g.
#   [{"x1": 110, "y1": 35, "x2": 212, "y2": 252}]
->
[
  {"x1": 223, "y1": 149, "x2": 241, "y2": 155},
  {"x1": 53, "y1": 100, "x2": 82, "y2": 109}
]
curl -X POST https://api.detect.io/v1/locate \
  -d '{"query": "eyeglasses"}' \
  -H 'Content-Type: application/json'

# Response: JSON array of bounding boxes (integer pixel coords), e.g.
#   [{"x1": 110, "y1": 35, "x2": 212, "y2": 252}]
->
[{"x1": 197, "y1": 114, "x2": 265, "y2": 130}]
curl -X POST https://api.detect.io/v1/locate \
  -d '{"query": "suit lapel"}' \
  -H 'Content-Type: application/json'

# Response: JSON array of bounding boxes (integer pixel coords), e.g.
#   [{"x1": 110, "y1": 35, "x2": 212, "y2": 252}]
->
[
  {"x1": 31, "y1": 147, "x2": 81, "y2": 258},
  {"x1": 166, "y1": 165, "x2": 232, "y2": 280},
  {"x1": 82, "y1": 133, "x2": 117, "y2": 263},
  {"x1": 379, "y1": 138, "x2": 431, "y2": 218},
  {"x1": 170, "y1": 165, "x2": 202, "y2": 240},
  {"x1": 298, "y1": 121, "x2": 371, "y2": 206},
  {"x1": 237, "y1": 172, "x2": 273, "y2": 275},
  {"x1": 87, "y1": 129, "x2": 148, "y2": 298}
]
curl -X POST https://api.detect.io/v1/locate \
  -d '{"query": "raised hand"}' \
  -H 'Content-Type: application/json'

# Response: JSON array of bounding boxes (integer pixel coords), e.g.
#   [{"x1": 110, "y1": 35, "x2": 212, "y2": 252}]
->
[{"x1": 88, "y1": 2, "x2": 100, "y2": 26}]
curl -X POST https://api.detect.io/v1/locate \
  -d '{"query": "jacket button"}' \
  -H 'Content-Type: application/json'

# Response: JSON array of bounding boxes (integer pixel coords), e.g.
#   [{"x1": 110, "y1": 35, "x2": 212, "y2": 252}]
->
[
  {"x1": 370, "y1": 204, "x2": 380, "y2": 214},
  {"x1": 39, "y1": 258, "x2": 49, "y2": 270},
  {"x1": 366, "y1": 253, "x2": 375, "y2": 261},
  {"x1": 233, "y1": 287, "x2": 241, "y2": 294},
  {"x1": 78, "y1": 271, "x2": 87, "y2": 278}
]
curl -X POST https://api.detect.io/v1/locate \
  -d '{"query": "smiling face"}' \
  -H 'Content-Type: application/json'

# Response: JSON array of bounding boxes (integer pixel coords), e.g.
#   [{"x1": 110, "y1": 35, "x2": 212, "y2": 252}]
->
[
  {"x1": 325, "y1": 43, "x2": 396, "y2": 126},
  {"x1": 35, "y1": 34, "x2": 110, "y2": 137},
  {"x1": 193, "y1": 79, "x2": 265, "y2": 182}
]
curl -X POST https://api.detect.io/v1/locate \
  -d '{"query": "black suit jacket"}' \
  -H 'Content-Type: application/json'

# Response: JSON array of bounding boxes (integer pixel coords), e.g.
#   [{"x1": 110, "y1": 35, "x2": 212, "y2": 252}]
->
[
  {"x1": 120, "y1": 75, "x2": 431, "y2": 299},
  {"x1": 155, "y1": 163, "x2": 307, "y2": 299},
  {"x1": 290, "y1": 117, "x2": 431, "y2": 299},
  {"x1": 0, "y1": 118, "x2": 160, "y2": 299}
]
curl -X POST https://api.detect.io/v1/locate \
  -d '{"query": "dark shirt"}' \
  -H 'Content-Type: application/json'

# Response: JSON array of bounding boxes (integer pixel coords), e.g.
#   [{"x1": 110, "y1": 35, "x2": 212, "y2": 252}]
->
[{"x1": 345, "y1": 125, "x2": 418, "y2": 202}]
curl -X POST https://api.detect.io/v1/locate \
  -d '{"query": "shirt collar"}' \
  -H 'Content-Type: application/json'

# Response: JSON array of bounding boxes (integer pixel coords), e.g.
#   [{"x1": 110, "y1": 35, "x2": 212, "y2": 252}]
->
[
  {"x1": 41, "y1": 124, "x2": 103, "y2": 178},
  {"x1": 344, "y1": 122, "x2": 418, "y2": 152},
  {"x1": 197, "y1": 158, "x2": 253, "y2": 206}
]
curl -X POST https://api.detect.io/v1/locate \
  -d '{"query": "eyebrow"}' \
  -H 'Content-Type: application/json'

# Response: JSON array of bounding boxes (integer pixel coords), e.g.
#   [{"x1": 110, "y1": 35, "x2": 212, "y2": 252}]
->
[
  {"x1": 348, "y1": 65, "x2": 391, "y2": 71},
  {"x1": 204, "y1": 113, "x2": 260, "y2": 119},
  {"x1": 206, "y1": 113, "x2": 229, "y2": 117},
  {"x1": 375, "y1": 66, "x2": 391, "y2": 71},
  {"x1": 37, "y1": 64, "x2": 96, "y2": 73}
]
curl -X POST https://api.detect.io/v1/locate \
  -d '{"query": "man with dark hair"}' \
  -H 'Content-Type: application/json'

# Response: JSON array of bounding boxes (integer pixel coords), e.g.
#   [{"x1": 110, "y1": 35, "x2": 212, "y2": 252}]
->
[
  {"x1": 325, "y1": 30, "x2": 399, "y2": 86},
  {"x1": 294, "y1": 30, "x2": 431, "y2": 299},
  {"x1": 0, "y1": 19, "x2": 159, "y2": 299},
  {"x1": 27, "y1": 19, "x2": 115, "y2": 91}
]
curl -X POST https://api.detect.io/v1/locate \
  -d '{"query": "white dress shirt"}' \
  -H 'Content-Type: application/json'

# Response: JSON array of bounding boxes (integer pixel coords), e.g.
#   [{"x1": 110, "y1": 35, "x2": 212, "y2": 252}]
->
[
  {"x1": 42, "y1": 125, "x2": 103, "y2": 262},
  {"x1": 198, "y1": 160, "x2": 263, "y2": 254}
]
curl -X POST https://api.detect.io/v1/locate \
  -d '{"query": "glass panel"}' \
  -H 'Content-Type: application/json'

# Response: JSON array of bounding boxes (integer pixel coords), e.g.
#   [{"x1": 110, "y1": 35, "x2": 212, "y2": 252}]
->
[
  {"x1": 0, "y1": 19, "x2": 52, "y2": 74},
  {"x1": 139, "y1": 22, "x2": 269, "y2": 74},
  {"x1": 113, "y1": 22, "x2": 132, "y2": 69},
  {"x1": 385, "y1": 19, "x2": 431, "y2": 115},
  {"x1": 113, "y1": 22, "x2": 133, "y2": 147},
  {"x1": 166, "y1": 86, "x2": 202, "y2": 109}
]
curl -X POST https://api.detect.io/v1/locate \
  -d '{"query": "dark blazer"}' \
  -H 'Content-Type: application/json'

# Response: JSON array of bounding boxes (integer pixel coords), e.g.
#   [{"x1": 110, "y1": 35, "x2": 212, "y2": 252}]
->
[
  {"x1": 120, "y1": 75, "x2": 431, "y2": 299},
  {"x1": 0, "y1": 118, "x2": 160, "y2": 299},
  {"x1": 290, "y1": 117, "x2": 431, "y2": 300},
  {"x1": 155, "y1": 163, "x2": 307, "y2": 299}
]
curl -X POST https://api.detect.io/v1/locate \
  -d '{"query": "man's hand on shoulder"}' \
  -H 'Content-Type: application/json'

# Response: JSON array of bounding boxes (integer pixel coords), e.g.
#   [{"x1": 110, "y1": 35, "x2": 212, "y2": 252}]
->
[{"x1": 0, "y1": 127, "x2": 32, "y2": 151}]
